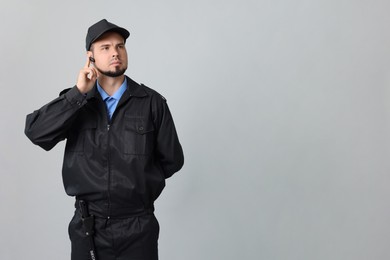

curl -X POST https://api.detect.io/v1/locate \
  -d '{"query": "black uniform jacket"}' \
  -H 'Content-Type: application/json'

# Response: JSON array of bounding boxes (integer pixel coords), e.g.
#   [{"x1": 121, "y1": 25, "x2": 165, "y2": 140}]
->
[{"x1": 25, "y1": 76, "x2": 184, "y2": 215}]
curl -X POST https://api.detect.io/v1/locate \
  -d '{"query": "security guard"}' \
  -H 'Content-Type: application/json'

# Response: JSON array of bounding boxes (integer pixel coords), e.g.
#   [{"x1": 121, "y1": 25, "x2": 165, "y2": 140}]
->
[{"x1": 25, "y1": 19, "x2": 184, "y2": 260}]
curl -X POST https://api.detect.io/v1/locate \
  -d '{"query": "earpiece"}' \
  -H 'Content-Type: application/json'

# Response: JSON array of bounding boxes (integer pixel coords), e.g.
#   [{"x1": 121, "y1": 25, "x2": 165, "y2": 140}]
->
[{"x1": 89, "y1": 57, "x2": 95, "y2": 63}]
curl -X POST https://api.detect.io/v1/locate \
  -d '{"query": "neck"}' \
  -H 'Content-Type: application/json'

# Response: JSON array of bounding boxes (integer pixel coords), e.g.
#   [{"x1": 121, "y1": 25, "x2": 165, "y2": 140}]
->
[{"x1": 98, "y1": 75, "x2": 125, "y2": 96}]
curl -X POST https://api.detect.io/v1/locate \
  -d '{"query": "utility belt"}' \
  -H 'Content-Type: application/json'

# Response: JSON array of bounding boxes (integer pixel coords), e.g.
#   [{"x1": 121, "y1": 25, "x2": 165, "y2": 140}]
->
[
  {"x1": 75, "y1": 199, "x2": 155, "y2": 260},
  {"x1": 75, "y1": 199, "x2": 155, "y2": 219}
]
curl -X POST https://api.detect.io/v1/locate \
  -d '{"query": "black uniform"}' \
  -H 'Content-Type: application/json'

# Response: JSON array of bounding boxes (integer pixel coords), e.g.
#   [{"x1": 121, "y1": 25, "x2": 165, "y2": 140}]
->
[{"x1": 25, "y1": 76, "x2": 184, "y2": 260}]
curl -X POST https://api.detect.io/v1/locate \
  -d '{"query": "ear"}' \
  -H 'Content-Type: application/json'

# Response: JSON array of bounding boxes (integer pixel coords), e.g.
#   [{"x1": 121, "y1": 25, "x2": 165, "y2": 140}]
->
[
  {"x1": 87, "y1": 51, "x2": 95, "y2": 62},
  {"x1": 87, "y1": 51, "x2": 93, "y2": 58}
]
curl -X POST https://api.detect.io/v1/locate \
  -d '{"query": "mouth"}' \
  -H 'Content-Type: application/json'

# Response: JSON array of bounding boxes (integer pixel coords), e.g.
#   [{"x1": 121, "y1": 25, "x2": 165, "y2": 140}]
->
[{"x1": 110, "y1": 60, "x2": 122, "y2": 66}]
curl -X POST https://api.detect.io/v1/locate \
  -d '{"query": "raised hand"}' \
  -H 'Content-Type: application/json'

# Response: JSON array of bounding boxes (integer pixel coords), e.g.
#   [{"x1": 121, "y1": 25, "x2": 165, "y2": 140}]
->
[{"x1": 76, "y1": 56, "x2": 99, "y2": 94}]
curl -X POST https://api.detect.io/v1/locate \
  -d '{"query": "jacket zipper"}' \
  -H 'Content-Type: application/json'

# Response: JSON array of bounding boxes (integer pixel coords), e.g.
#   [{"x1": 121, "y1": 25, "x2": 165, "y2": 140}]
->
[
  {"x1": 106, "y1": 121, "x2": 112, "y2": 219},
  {"x1": 104, "y1": 93, "x2": 130, "y2": 219}
]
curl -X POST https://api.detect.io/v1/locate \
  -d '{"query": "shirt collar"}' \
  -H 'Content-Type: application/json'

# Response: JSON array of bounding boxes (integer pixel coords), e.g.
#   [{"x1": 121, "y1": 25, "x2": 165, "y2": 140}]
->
[
  {"x1": 86, "y1": 76, "x2": 148, "y2": 101},
  {"x1": 96, "y1": 77, "x2": 128, "y2": 101}
]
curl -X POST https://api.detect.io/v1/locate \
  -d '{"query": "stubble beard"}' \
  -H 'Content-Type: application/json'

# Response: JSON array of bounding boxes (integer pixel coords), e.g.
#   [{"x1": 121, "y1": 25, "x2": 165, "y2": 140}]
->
[{"x1": 96, "y1": 65, "x2": 127, "y2": 78}]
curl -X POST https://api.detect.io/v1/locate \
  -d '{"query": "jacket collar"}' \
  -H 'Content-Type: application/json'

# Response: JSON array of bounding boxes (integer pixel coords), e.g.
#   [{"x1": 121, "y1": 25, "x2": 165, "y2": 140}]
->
[{"x1": 123, "y1": 76, "x2": 148, "y2": 98}]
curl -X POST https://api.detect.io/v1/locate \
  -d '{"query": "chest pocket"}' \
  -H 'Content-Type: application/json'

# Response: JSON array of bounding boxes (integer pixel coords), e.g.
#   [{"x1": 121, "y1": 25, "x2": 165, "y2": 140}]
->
[
  {"x1": 123, "y1": 116, "x2": 155, "y2": 155},
  {"x1": 66, "y1": 120, "x2": 97, "y2": 153}
]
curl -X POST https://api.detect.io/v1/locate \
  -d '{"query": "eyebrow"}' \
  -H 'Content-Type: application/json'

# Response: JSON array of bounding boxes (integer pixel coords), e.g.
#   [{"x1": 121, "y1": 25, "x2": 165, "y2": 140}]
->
[{"x1": 98, "y1": 42, "x2": 125, "y2": 48}]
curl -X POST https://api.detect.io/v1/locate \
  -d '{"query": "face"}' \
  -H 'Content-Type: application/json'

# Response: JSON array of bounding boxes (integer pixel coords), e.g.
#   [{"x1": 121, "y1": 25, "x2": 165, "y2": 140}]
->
[{"x1": 88, "y1": 31, "x2": 128, "y2": 78}]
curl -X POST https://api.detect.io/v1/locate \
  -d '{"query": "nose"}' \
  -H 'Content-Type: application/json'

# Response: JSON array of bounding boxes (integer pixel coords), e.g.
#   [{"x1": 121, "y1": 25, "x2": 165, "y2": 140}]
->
[{"x1": 112, "y1": 48, "x2": 119, "y2": 57}]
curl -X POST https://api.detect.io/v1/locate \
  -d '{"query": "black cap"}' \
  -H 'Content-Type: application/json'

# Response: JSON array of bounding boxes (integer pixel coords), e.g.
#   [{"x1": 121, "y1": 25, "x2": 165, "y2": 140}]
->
[{"x1": 86, "y1": 19, "x2": 130, "y2": 51}]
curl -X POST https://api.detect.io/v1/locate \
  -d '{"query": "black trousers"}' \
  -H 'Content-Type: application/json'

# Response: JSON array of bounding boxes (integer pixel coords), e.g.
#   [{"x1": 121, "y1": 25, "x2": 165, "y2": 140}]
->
[{"x1": 68, "y1": 210, "x2": 159, "y2": 260}]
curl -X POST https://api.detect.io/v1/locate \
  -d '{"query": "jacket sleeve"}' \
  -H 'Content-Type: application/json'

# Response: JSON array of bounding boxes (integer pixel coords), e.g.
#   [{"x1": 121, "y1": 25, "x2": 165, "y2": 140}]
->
[
  {"x1": 152, "y1": 95, "x2": 184, "y2": 178},
  {"x1": 25, "y1": 86, "x2": 87, "y2": 151}
]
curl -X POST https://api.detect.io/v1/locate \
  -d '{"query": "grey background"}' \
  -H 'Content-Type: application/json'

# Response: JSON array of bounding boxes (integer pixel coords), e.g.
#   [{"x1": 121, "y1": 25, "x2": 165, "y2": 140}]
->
[{"x1": 1, "y1": 0, "x2": 390, "y2": 259}]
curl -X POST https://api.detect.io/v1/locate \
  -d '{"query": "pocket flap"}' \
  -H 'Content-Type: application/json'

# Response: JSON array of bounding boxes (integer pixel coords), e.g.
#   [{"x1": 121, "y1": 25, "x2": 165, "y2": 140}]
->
[{"x1": 125, "y1": 120, "x2": 154, "y2": 135}]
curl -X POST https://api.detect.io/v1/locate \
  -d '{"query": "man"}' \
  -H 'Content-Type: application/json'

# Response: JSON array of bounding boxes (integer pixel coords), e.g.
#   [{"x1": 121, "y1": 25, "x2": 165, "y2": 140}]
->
[{"x1": 25, "y1": 19, "x2": 184, "y2": 260}]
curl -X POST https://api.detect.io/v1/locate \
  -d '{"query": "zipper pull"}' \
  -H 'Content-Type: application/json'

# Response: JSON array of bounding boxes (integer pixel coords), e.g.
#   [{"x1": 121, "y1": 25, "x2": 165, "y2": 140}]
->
[{"x1": 107, "y1": 124, "x2": 110, "y2": 131}]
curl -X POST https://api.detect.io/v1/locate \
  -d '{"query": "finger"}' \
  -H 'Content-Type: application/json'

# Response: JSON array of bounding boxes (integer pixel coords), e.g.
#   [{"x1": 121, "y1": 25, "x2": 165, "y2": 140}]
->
[
  {"x1": 84, "y1": 56, "x2": 91, "y2": 69},
  {"x1": 87, "y1": 69, "x2": 94, "y2": 80},
  {"x1": 87, "y1": 67, "x2": 98, "y2": 80}
]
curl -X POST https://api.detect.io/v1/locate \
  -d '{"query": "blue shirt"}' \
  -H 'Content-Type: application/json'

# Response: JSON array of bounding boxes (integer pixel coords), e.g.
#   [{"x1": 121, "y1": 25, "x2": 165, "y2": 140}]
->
[{"x1": 97, "y1": 78, "x2": 127, "y2": 120}]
